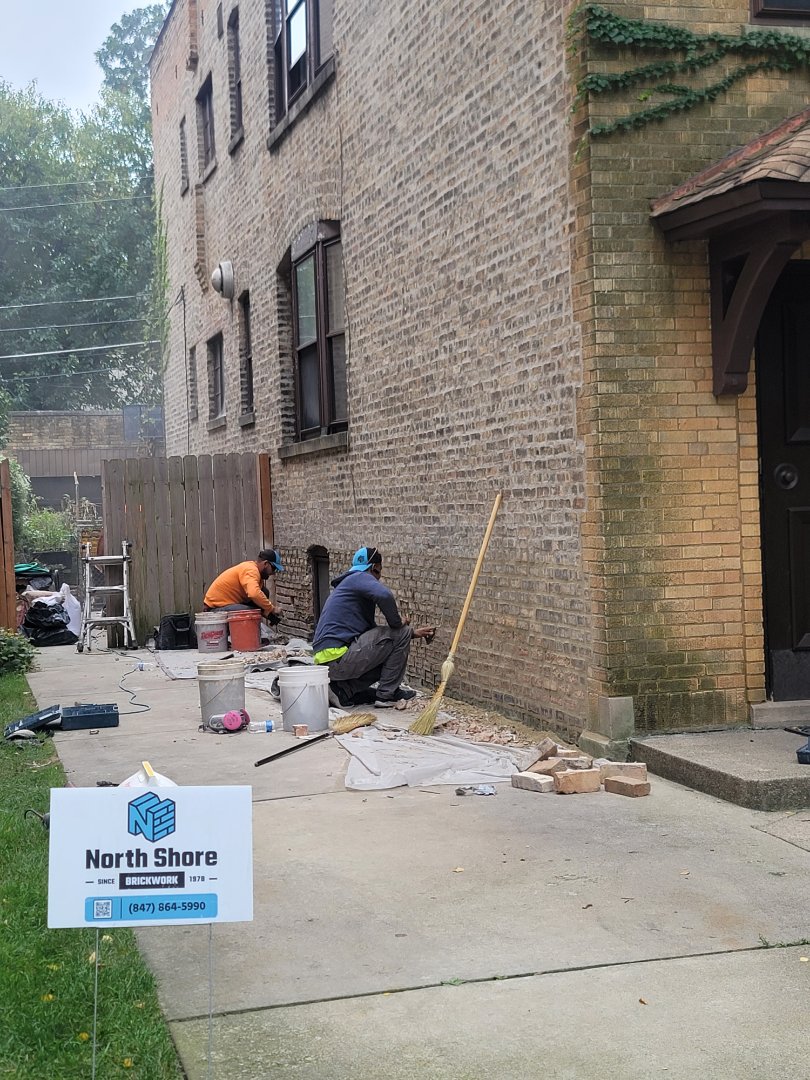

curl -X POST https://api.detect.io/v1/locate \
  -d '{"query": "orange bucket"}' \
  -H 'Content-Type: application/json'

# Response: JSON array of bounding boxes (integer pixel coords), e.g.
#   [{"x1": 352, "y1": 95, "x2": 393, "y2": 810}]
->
[{"x1": 227, "y1": 609, "x2": 262, "y2": 651}]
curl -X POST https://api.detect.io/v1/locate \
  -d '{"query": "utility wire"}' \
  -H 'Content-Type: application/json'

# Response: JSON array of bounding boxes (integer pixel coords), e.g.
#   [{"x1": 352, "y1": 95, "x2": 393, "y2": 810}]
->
[
  {"x1": 0, "y1": 317, "x2": 145, "y2": 335},
  {"x1": 0, "y1": 195, "x2": 153, "y2": 213},
  {"x1": 0, "y1": 175, "x2": 153, "y2": 194},
  {"x1": 5, "y1": 365, "x2": 139, "y2": 383},
  {"x1": 0, "y1": 340, "x2": 159, "y2": 362},
  {"x1": 0, "y1": 293, "x2": 140, "y2": 313}
]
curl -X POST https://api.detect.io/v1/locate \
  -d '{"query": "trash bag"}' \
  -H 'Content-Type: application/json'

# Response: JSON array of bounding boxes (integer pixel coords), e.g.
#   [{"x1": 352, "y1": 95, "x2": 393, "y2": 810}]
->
[{"x1": 23, "y1": 601, "x2": 78, "y2": 647}]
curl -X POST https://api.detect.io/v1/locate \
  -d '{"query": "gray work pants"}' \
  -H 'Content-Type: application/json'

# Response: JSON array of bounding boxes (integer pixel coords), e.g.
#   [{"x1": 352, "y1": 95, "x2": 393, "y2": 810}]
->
[{"x1": 326, "y1": 625, "x2": 412, "y2": 700}]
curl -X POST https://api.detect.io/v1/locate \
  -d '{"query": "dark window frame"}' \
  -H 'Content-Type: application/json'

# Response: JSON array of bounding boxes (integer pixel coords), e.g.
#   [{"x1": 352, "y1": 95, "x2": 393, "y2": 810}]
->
[
  {"x1": 188, "y1": 344, "x2": 198, "y2": 421},
  {"x1": 309, "y1": 545, "x2": 330, "y2": 620},
  {"x1": 272, "y1": 0, "x2": 333, "y2": 124},
  {"x1": 751, "y1": 0, "x2": 810, "y2": 19},
  {"x1": 238, "y1": 290, "x2": 254, "y2": 417},
  {"x1": 207, "y1": 332, "x2": 225, "y2": 420},
  {"x1": 290, "y1": 220, "x2": 346, "y2": 441},
  {"x1": 179, "y1": 116, "x2": 190, "y2": 194},
  {"x1": 227, "y1": 8, "x2": 244, "y2": 141},
  {"x1": 196, "y1": 75, "x2": 216, "y2": 171}
]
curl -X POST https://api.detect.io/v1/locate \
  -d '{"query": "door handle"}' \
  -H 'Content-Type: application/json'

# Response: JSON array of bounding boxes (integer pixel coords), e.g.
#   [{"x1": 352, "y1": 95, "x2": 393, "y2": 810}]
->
[{"x1": 774, "y1": 462, "x2": 799, "y2": 490}]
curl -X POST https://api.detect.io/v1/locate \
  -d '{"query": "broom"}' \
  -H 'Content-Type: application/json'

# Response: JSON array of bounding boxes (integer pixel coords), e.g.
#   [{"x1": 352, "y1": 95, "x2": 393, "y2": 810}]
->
[{"x1": 410, "y1": 492, "x2": 503, "y2": 736}]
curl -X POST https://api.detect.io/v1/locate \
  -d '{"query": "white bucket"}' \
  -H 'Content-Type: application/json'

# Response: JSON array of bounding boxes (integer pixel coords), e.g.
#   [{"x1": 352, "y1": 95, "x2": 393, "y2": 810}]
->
[
  {"x1": 277, "y1": 664, "x2": 329, "y2": 733},
  {"x1": 195, "y1": 612, "x2": 229, "y2": 653},
  {"x1": 198, "y1": 659, "x2": 246, "y2": 727}
]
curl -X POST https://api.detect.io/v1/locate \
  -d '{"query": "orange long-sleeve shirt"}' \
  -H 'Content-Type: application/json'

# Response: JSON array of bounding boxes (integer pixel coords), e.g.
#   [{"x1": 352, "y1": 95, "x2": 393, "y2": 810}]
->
[{"x1": 203, "y1": 561, "x2": 274, "y2": 615}]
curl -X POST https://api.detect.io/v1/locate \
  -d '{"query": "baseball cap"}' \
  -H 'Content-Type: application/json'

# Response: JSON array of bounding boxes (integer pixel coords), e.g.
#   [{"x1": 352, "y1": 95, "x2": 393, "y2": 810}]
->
[
  {"x1": 258, "y1": 548, "x2": 284, "y2": 572},
  {"x1": 348, "y1": 546, "x2": 381, "y2": 572}
]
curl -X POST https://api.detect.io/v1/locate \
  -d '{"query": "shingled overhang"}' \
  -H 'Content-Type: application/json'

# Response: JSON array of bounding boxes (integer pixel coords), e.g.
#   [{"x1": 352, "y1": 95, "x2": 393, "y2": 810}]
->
[{"x1": 651, "y1": 108, "x2": 810, "y2": 395}]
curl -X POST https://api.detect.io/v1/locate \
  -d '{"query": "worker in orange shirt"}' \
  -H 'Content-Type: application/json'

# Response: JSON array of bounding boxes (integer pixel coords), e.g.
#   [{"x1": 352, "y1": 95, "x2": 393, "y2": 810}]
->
[{"x1": 203, "y1": 549, "x2": 284, "y2": 623}]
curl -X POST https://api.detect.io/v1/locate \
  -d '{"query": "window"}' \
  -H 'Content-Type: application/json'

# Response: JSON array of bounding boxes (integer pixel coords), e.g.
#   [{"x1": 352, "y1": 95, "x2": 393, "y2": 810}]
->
[
  {"x1": 273, "y1": 0, "x2": 334, "y2": 122},
  {"x1": 179, "y1": 117, "x2": 189, "y2": 193},
  {"x1": 196, "y1": 76, "x2": 216, "y2": 171},
  {"x1": 752, "y1": 0, "x2": 810, "y2": 19},
  {"x1": 188, "y1": 345, "x2": 198, "y2": 421},
  {"x1": 228, "y1": 9, "x2": 244, "y2": 139},
  {"x1": 207, "y1": 333, "x2": 225, "y2": 419},
  {"x1": 309, "y1": 545, "x2": 330, "y2": 620},
  {"x1": 291, "y1": 221, "x2": 346, "y2": 440},
  {"x1": 238, "y1": 291, "x2": 254, "y2": 416}
]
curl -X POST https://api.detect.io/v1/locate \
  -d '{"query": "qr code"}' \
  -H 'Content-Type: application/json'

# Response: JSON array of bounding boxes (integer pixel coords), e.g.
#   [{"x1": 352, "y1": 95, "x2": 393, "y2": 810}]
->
[{"x1": 93, "y1": 900, "x2": 113, "y2": 919}]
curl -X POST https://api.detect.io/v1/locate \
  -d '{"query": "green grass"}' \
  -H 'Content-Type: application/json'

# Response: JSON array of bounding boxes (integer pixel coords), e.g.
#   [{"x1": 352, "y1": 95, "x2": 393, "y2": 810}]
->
[{"x1": 0, "y1": 675, "x2": 183, "y2": 1079}]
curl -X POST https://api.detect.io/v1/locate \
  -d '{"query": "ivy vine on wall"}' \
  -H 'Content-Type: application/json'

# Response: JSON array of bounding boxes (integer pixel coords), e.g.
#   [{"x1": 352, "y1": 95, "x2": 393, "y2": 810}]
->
[{"x1": 572, "y1": 3, "x2": 810, "y2": 137}]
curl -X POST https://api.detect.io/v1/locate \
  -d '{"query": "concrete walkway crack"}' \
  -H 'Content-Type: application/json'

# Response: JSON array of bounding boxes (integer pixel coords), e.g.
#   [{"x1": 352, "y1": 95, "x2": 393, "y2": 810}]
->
[{"x1": 172, "y1": 939, "x2": 808, "y2": 1024}]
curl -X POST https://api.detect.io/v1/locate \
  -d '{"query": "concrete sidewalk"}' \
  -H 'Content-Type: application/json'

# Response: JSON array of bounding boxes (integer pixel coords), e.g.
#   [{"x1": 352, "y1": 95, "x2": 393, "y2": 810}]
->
[{"x1": 30, "y1": 647, "x2": 810, "y2": 1079}]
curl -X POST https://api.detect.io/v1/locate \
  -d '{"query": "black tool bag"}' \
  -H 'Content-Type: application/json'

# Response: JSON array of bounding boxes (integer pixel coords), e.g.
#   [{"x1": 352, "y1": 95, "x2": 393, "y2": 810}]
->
[{"x1": 156, "y1": 613, "x2": 197, "y2": 650}]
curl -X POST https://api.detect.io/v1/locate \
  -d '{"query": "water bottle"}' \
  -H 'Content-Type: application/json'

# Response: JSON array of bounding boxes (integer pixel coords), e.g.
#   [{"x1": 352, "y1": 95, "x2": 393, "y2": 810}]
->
[{"x1": 248, "y1": 719, "x2": 277, "y2": 733}]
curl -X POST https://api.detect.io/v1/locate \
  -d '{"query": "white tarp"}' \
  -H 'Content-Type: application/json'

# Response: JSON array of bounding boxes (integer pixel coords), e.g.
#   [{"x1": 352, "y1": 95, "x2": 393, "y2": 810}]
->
[{"x1": 334, "y1": 728, "x2": 529, "y2": 790}]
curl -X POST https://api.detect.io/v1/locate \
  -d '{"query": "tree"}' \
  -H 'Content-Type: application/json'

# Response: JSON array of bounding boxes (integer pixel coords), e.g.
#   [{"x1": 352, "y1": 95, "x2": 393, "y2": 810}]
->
[{"x1": 0, "y1": 4, "x2": 169, "y2": 411}]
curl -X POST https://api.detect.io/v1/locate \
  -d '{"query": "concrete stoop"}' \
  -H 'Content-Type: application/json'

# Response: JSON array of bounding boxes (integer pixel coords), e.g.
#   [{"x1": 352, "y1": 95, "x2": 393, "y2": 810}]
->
[{"x1": 630, "y1": 728, "x2": 810, "y2": 811}]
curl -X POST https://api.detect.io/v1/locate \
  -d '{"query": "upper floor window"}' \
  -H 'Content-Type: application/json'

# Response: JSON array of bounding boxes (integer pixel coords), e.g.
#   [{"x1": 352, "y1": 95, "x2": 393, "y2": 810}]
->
[
  {"x1": 228, "y1": 9, "x2": 244, "y2": 140},
  {"x1": 290, "y1": 221, "x2": 346, "y2": 440},
  {"x1": 207, "y1": 333, "x2": 225, "y2": 419},
  {"x1": 196, "y1": 76, "x2": 216, "y2": 171},
  {"x1": 273, "y1": 0, "x2": 334, "y2": 123}
]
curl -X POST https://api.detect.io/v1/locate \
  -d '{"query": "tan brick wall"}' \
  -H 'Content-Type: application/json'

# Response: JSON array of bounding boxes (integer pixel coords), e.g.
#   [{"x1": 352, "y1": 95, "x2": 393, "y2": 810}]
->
[
  {"x1": 571, "y1": 1, "x2": 809, "y2": 730},
  {"x1": 7, "y1": 411, "x2": 125, "y2": 451}
]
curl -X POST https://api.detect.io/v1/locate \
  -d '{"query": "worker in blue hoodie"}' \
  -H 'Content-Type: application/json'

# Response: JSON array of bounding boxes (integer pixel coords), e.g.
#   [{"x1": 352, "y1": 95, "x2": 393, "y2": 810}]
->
[{"x1": 313, "y1": 546, "x2": 435, "y2": 708}]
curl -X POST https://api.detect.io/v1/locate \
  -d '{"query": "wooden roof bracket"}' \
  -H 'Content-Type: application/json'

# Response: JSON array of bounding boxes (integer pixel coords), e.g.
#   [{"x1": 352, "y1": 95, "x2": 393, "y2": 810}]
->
[{"x1": 709, "y1": 215, "x2": 809, "y2": 396}]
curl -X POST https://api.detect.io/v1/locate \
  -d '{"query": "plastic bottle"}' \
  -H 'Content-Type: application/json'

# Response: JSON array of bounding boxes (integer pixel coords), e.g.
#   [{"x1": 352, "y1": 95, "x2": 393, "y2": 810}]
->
[{"x1": 248, "y1": 719, "x2": 277, "y2": 733}]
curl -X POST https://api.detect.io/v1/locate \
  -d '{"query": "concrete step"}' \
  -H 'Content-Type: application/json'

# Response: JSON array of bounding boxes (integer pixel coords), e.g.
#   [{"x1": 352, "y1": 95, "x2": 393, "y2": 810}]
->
[{"x1": 630, "y1": 728, "x2": 810, "y2": 811}]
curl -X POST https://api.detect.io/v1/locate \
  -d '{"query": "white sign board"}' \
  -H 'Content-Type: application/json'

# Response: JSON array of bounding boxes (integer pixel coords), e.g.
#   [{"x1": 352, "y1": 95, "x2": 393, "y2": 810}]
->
[{"x1": 48, "y1": 786, "x2": 253, "y2": 928}]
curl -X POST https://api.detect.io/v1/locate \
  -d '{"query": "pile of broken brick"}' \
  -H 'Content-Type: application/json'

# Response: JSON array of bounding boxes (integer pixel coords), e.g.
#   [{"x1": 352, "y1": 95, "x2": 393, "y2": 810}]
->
[{"x1": 512, "y1": 737, "x2": 650, "y2": 798}]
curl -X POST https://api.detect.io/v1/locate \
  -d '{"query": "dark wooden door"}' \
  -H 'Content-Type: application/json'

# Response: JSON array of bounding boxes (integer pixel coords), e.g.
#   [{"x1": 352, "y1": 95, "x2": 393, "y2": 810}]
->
[{"x1": 758, "y1": 261, "x2": 810, "y2": 699}]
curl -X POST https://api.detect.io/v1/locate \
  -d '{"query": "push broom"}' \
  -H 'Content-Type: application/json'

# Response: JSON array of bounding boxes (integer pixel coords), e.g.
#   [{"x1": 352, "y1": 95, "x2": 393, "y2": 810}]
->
[{"x1": 410, "y1": 492, "x2": 502, "y2": 737}]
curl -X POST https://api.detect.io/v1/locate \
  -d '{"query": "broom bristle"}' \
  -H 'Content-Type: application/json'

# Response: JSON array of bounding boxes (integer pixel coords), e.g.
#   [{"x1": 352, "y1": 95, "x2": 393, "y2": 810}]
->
[
  {"x1": 331, "y1": 712, "x2": 377, "y2": 735},
  {"x1": 409, "y1": 682, "x2": 447, "y2": 736}
]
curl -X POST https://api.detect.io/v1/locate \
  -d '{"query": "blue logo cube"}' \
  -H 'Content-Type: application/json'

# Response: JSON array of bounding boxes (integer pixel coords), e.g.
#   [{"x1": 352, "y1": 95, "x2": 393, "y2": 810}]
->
[{"x1": 127, "y1": 793, "x2": 176, "y2": 842}]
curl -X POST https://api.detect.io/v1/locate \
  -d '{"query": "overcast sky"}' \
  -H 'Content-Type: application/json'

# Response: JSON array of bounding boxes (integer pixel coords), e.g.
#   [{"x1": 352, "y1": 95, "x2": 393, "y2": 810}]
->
[{"x1": 0, "y1": 1, "x2": 143, "y2": 113}]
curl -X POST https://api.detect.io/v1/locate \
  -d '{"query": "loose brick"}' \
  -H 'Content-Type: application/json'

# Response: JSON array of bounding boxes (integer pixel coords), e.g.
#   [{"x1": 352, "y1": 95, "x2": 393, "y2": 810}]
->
[
  {"x1": 554, "y1": 768, "x2": 602, "y2": 794},
  {"x1": 604, "y1": 776, "x2": 651, "y2": 798},
  {"x1": 528, "y1": 757, "x2": 569, "y2": 775},
  {"x1": 293, "y1": 724, "x2": 309, "y2": 738},
  {"x1": 536, "y1": 737, "x2": 559, "y2": 760},
  {"x1": 556, "y1": 749, "x2": 593, "y2": 764},
  {"x1": 597, "y1": 761, "x2": 648, "y2": 783},
  {"x1": 512, "y1": 771, "x2": 555, "y2": 793}
]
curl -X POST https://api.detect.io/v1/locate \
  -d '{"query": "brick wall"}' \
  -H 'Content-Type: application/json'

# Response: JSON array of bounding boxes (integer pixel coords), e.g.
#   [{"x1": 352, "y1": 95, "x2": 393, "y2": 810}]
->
[
  {"x1": 152, "y1": 0, "x2": 588, "y2": 739},
  {"x1": 570, "y1": 1, "x2": 809, "y2": 730},
  {"x1": 8, "y1": 411, "x2": 126, "y2": 451},
  {"x1": 152, "y1": 0, "x2": 809, "y2": 737}
]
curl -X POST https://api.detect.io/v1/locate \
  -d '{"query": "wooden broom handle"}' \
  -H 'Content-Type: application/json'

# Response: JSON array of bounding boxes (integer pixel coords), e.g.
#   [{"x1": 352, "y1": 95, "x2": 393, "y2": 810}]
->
[{"x1": 447, "y1": 492, "x2": 502, "y2": 657}]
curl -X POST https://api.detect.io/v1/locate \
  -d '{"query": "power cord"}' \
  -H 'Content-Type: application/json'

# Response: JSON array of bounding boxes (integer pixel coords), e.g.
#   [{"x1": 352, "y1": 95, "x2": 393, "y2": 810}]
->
[{"x1": 117, "y1": 662, "x2": 152, "y2": 715}]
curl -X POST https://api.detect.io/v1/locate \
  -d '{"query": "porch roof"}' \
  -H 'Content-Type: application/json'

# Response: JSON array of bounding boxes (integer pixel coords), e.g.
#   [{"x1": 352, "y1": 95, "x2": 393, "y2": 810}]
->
[{"x1": 651, "y1": 107, "x2": 810, "y2": 241}]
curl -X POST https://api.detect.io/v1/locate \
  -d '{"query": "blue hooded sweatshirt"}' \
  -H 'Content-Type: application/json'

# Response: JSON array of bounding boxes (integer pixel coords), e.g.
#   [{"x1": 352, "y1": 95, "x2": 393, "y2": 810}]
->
[{"x1": 312, "y1": 569, "x2": 403, "y2": 652}]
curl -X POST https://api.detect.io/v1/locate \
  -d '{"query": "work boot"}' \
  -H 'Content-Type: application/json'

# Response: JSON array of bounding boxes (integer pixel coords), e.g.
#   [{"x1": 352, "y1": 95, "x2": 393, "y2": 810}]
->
[{"x1": 374, "y1": 687, "x2": 417, "y2": 708}]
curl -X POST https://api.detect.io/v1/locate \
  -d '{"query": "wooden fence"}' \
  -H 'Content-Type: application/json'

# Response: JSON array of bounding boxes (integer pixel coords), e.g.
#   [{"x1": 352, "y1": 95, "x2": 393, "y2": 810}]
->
[
  {"x1": 102, "y1": 454, "x2": 273, "y2": 645},
  {"x1": 0, "y1": 460, "x2": 16, "y2": 630}
]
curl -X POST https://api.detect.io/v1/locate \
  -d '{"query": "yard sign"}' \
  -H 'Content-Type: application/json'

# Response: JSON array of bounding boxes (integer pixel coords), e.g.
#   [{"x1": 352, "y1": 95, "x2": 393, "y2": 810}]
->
[{"x1": 47, "y1": 786, "x2": 253, "y2": 927}]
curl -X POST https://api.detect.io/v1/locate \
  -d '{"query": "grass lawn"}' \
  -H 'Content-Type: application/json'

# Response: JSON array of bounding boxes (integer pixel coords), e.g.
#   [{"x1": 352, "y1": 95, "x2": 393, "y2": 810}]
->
[{"x1": 0, "y1": 674, "x2": 182, "y2": 1079}]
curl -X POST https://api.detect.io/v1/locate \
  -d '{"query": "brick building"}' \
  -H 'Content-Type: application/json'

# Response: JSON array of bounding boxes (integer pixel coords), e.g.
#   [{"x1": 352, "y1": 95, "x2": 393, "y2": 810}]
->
[
  {"x1": 151, "y1": 0, "x2": 810, "y2": 745},
  {"x1": 6, "y1": 410, "x2": 163, "y2": 509}
]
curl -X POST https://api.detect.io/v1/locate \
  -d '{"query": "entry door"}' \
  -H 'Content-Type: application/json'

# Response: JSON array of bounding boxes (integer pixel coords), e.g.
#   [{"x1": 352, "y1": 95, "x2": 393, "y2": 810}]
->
[{"x1": 758, "y1": 261, "x2": 810, "y2": 699}]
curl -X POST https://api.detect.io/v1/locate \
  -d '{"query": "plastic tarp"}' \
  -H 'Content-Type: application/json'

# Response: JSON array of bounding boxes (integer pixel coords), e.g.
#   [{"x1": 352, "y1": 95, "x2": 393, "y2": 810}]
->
[{"x1": 334, "y1": 728, "x2": 530, "y2": 790}]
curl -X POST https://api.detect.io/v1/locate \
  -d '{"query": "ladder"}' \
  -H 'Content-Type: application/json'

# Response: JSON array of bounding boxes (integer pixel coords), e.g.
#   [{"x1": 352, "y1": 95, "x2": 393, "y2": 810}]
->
[{"x1": 78, "y1": 540, "x2": 138, "y2": 652}]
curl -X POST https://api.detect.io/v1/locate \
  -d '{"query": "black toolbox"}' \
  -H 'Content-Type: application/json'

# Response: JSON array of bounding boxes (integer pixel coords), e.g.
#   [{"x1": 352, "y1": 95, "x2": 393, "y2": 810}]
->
[{"x1": 59, "y1": 704, "x2": 120, "y2": 730}]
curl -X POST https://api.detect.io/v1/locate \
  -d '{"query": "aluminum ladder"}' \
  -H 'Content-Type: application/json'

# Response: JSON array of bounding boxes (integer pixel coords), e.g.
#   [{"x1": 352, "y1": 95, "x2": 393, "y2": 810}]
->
[{"x1": 78, "y1": 539, "x2": 137, "y2": 651}]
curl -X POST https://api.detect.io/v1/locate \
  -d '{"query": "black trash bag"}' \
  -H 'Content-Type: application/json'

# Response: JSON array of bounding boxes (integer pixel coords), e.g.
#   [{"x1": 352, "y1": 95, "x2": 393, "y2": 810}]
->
[
  {"x1": 30, "y1": 628, "x2": 78, "y2": 647},
  {"x1": 23, "y1": 602, "x2": 78, "y2": 647}
]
